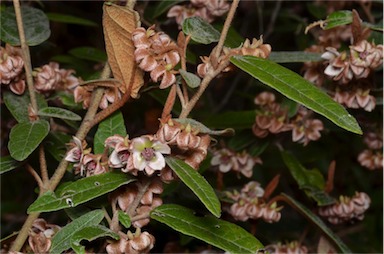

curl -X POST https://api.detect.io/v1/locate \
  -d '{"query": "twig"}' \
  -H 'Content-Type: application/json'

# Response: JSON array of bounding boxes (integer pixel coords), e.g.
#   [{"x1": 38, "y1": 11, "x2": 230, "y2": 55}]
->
[
  {"x1": 212, "y1": 0, "x2": 240, "y2": 63},
  {"x1": 131, "y1": 212, "x2": 150, "y2": 222},
  {"x1": 179, "y1": 58, "x2": 232, "y2": 118},
  {"x1": 26, "y1": 164, "x2": 43, "y2": 191},
  {"x1": 39, "y1": 145, "x2": 48, "y2": 185},
  {"x1": 12, "y1": 0, "x2": 38, "y2": 112},
  {"x1": 127, "y1": 180, "x2": 151, "y2": 217},
  {"x1": 264, "y1": 0, "x2": 282, "y2": 39}
]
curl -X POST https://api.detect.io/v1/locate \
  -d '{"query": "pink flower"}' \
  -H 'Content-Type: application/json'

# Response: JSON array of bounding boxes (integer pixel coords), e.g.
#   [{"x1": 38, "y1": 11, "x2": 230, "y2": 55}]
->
[{"x1": 131, "y1": 135, "x2": 171, "y2": 176}]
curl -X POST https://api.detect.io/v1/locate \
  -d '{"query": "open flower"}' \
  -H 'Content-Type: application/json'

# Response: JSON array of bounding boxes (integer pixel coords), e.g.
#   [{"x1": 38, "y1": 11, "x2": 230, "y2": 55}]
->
[{"x1": 131, "y1": 135, "x2": 171, "y2": 175}]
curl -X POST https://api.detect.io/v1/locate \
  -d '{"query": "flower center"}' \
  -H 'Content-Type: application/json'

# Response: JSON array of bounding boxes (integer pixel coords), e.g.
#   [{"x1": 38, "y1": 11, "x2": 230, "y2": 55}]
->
[{"x1": 141, "y1": 147, "x2": 155, "y2": 161}]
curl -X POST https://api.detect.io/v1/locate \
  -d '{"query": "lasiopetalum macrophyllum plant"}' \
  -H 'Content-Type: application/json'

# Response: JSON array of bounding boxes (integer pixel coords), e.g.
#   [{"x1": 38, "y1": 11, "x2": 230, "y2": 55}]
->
[{"x1": 1, "y1": 0, "x2": 382, "y2": 253}]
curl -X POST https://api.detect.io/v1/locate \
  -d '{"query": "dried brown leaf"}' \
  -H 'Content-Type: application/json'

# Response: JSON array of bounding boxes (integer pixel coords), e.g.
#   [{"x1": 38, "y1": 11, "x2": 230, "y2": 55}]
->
[{"x1": 103, "y1": 4, "x2": 144, "y2": 98}]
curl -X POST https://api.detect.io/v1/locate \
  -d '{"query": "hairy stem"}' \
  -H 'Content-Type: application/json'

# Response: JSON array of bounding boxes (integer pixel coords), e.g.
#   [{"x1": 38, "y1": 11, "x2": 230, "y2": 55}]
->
[
  {"x1": 179, "y1": 59, "x2": 231, "y2": 118},
  {"x1": 127, "y1": 180, "x2": 151, "y2": 217},
  {"x1": 12, "y1": 0, "x2": 38, "y2": 112},
  {"x1": 26, "y1": 164, "x2": 43, "y2": 191},
  {"x1": 39, "y1": 145, "x2": 49, "y2": 186},
  {"x1": 212, "y1": 0, "x2": 239, "y2": 63}
]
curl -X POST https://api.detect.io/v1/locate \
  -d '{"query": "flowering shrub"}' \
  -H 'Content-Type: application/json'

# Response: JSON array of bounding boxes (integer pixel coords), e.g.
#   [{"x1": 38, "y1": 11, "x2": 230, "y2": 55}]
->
[{"x1": 1, "y1": 1, "x2": 382, "y2": 253}]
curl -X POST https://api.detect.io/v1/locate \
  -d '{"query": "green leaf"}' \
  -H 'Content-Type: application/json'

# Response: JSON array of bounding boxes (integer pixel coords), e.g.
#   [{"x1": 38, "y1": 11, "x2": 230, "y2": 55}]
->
[
  {"x1": 174, "y1": 118, "x2": 234, "y2": 136},
  {"x1": 46, "y1": 12, "x2": 98, "y2": 27},
  {"x1": 165, "y1": 157, "x2": 221, "y2": 217},
  {"x1": 269, "y1": 51, "x2": 323, "y2": 63},
  {"x1": 151, "y1": 204, "x2": 264, "y2": 253},
  {"x1": 179, "y1": 69, "x2": 201, "y2": 88},
  {"x1": 182, "y1": 17, "x2": 220, "y2": 44},
  {"x1": 8, "y1": 120, "x2": 50, "y2": 161},
  {"x1": 1, "y1": 6, "x2": 50, "y2": 46},
  {"x1": 324, "y1": 10, "x2": 353, "y2": 30},
  {"x1": 118, "y1": 210, "x2": 131, "y2": 228},
  {"x1": 230, "y1": 56, "x2": 362, "y2": 134},
  {"x1": 204, "y1": 110, "x2": 256, "y2": 129},
  {"x1": 71, "y1": 225, "x2": 119, "y2": 254},
  {"x1": 281, "y1": 151, "x2": 335, "y2": 206},
  {"x1": 281, "y1": 193, "x2": 351, "y2": 253},
  {"x1": 0, "y1": 156, "x2": 23, "y2": 174},
  {"x1": 69, "y1": 47, "x2": 107, "y2": 62},
  {"x1": 94, "y1": 110, "x2": 127, "y2": 154},
  {"x1": 27, "y1": 172, "x2": 135, "y2": 213},
  {"x1": 50, "y1": 210, "x2": 104, "y2": 254},
  {"x1": 3, "y1": 91, "x2": 47, "y2": 123},
  {"x1": 38, "y1": 107, "x2": 82, "y2": 121}
]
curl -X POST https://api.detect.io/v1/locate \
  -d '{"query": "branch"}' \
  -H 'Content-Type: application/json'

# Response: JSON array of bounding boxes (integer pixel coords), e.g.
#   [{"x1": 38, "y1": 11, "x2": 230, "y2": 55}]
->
[
  {"x1": 12, "y1": 0, "x2": 38, "y2": 113},
  {"x1": 212, "y1": 0, "x2": 239, "y2": 64},
  {"x1": 10, "y1": 65, "x2": 110, "y2": 252}
]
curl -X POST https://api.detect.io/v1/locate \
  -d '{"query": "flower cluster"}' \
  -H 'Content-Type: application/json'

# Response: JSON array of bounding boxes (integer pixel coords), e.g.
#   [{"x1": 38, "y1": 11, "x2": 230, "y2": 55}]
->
[
  {"x1": 65, "y1": 136, "x2": 108, "y2": 177},
  {"x1": 290, "y1": 107, "x2": 324, "y2": 146},
  {"x1": 33, "y1": 62, "x2": 81, "y2": 93},
  {"x1": 265, "y1": 241, "x2": 308, "y2": 254},
  {"x1": 333, "y1": 80, "x2": 376, "y2": 111},
  {"x1": 225, "y1": 181, "x2": 282, "y2": 223},
  {"x1": 0, "y1": 44, "x2": 25, "y2": 95},
  {"x1": 27, "y1": 218, "x2": 61, "y2": 253},
  {"x1": 302, "y1": 15, "x2": 382, "y2": 112},
  {"x1": 106, "y1": 134, "x2": 171, "y2": 177},
  {"x1": 106, "y1": 228, "x2": 155, "y2": 254},
  {"x1": 252, "y1": 92, "x2": 324, "y2": 146},
  {"x1": 167, "y1": 0, "x2": 230, "y2": 27},
  {"x1": 322, "y1": 40, "x2": 383, "y2": 84},
  {"x1": 132, "y1": 26, "x2": 181, "y2": 89},
  {"x1": 357, "y1": 132, "x2": 383, "y2": 170},
  {"x1": 318, "y1": 192, "x2": 371, "y2": 224},
  {"x1": 114, "y1": 179, "x2": 163, "y2": 228},
  {"x1": 197, "y1": 37, "x2": 271, "y2": 78},
  {"x1": 156, "y1": 118, "x2": 211, "y2": 172},
  {"x1": 210, "y1": 147, "x2": 262, "y2": 178}
]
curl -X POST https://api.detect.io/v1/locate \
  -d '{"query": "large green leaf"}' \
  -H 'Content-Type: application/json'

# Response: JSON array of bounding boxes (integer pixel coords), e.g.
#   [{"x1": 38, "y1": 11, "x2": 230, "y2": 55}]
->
[
  {"x1": 0, "y1": 156, "x2": 23, "y2": 174},
  {"x1": 46, "y1": 12, "x2": 98, "y2": 27},
  {"x1": 27, "y1": 172, "x2": 135, "y2": 213},
  {"x1": 71, "y1": 225, "x2": 119, "y2": 254},
  {"x1": 151, "y1": 204, "x2": 264, "y2": 253},
  {"x1": 38, "y1": 107, "x2": 81, "y2": 121},
  {"x1": 269, "y1": 51, "x2": 323, "y2": 63},
  {"x1": 281, "y1": 193, "x2": 351, "y2": 253},
  {"x1": 3, "y1": 91, "x2": 47, "y2": 123},
  {"x1": 230, "y1": 56, "x2": 362, "y2": 134},
  {"x1": 281, "y1": 151, "x2": 336, "y2": 206},
  {"x1": 182, "y1": 17, "x2": 220, "y2": 44},
  {"x1": 0, "y1": 6, "x2": 50, "y2": 46},
  {"x1": 165, "y1": 157, "x2": 221, "y2": 217},
  {"x1": 94, "y1": 111, "x2": 127, "y2": 154},
  {"x1": 50, "y1": 210, "x2": 104, "y2": 254},
  {"x1": 8, "y1": 120, "x2": 50, "y2": 161}
]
